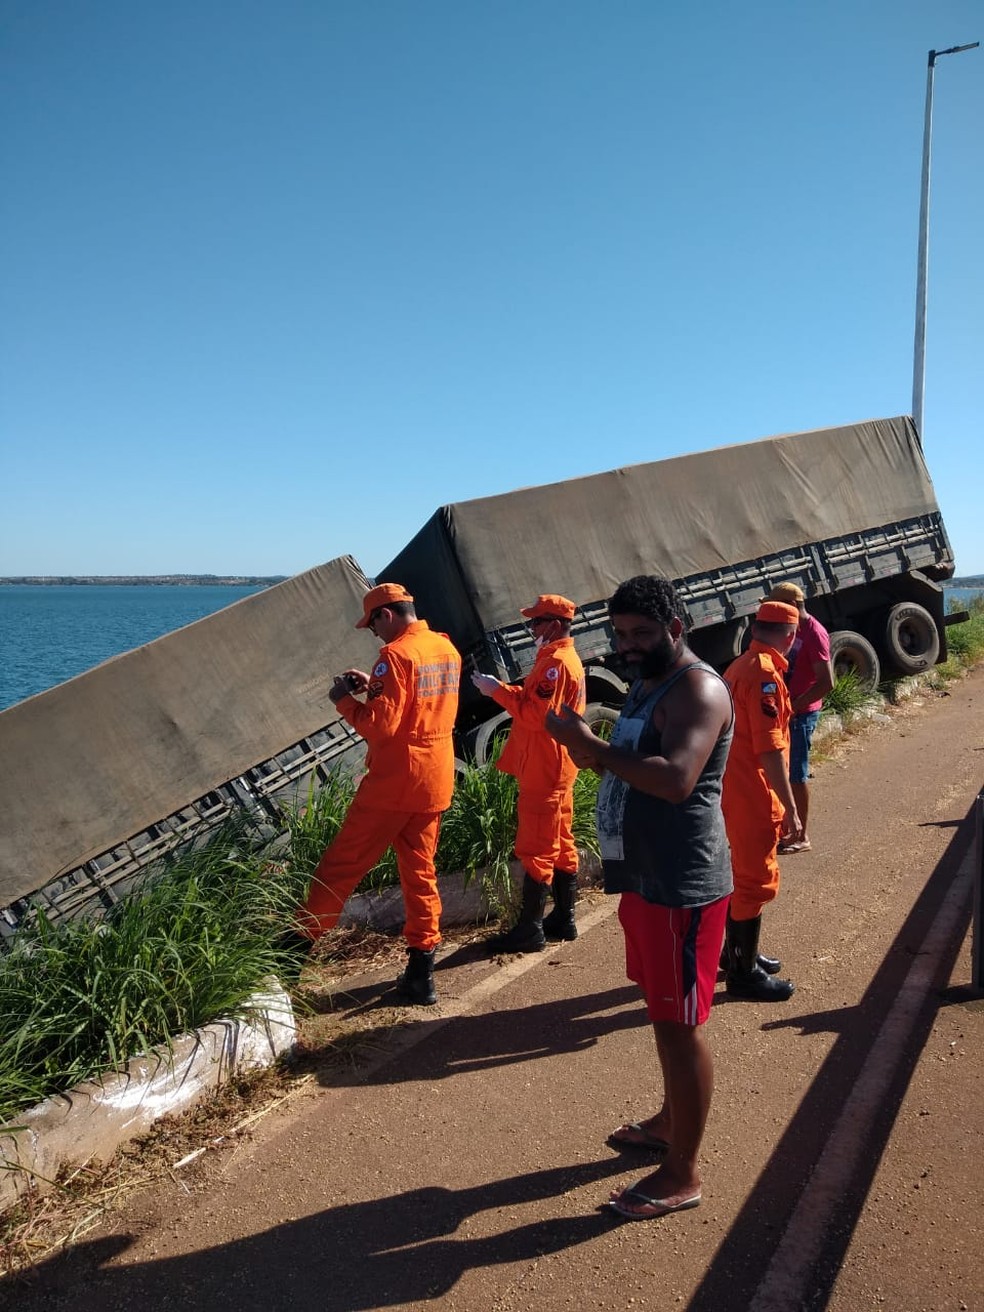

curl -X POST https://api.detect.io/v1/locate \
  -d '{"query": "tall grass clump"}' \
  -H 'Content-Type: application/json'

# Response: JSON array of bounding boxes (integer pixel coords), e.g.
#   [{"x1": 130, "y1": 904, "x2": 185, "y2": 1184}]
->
[
  {"x1": 278, "y1": 771, "x2": 357, "y2": 874},
  {"x1": 0, "y1": 816, "x2": 300, "y2": 1126},
  {"x1": 821, "y1": 670, "x2": 872, "y2": 721},
  {"x1": 278, "y1": 772, "x2": 399, "y2": 894},
  {"x1": 942, "y1": 594, "x2": 984, "y2": 668},
  {"x1": 435, "y1": 747, "x2": 602, "y2": 912},
  {"x1": 572, "y1": 766, "x2": 601, "y2": 858},
  {"x1": 437, "y1": 753, "x2": 519, "y2": 913}
]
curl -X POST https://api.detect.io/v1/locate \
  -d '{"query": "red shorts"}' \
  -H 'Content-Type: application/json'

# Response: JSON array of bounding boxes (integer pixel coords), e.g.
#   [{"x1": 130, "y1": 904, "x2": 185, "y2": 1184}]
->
[{"x1": 618, "y1": 892, "x2": 729, "y2": 1026}]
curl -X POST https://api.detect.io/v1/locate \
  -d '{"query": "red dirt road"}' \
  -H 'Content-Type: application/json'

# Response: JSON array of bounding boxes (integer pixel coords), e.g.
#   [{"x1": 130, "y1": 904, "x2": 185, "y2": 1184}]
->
[{"x1": 6, "y1": 669, "x2": 984, "y2": 1311}]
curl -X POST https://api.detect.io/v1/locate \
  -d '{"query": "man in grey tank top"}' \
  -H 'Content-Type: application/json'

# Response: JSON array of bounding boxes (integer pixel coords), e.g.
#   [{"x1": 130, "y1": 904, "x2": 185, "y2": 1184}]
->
[{"x1": 546, "y1": 575, "x2": 734, "y2": 1222}]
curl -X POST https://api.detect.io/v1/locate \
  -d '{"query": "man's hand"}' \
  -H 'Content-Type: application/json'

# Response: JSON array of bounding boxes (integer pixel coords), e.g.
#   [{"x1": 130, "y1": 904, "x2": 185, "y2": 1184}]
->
[
  {"x1": 546, "y1": 705, "x2": 602, "y2": 771},
  {"x1": 329, "y1": 669, "x2": 368, "y2": 704},
  {"x1": 471, "y1": 672, "x2": 502, "y2": 697},
  {"x1": 780, "y1": 805, "x2": 804, "y2": 844},
  {"x1": 544, "y1": 704, "x2": 590, "y2": 747}
]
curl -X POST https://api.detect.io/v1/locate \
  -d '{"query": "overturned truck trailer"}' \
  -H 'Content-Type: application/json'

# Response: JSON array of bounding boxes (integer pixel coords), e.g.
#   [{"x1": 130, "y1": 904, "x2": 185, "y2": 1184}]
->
[
  {"x1": 380, "y1": 415, "x2": 957, "y2": 763},
  {"x1": 0, "y1": 557, "x2": 380, "y2": 939}
]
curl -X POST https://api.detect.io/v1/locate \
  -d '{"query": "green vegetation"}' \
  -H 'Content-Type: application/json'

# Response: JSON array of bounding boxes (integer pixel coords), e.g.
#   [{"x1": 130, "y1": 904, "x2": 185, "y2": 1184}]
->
[
  {"x1": 435, "y1": 756, "x2": 520, "y2": 914},
  {"x1": 937, "y1": 593, "x2": 984, "y2": 677},
  {"x1": 281, "y1": 745, "x2": 600, "y2": 912},
  {"x1": 820, "y1": 670, "x2": 873, "y2": 721},
  {"x1": 278, "y1": 771, "x2": 398, "y2": 893},
  {"x1": 0, "y1": 816, "x2": 301, "y2": 1126},
  {"x1": 0, "y1": 754, "x2": 601, "y2": 1125}
]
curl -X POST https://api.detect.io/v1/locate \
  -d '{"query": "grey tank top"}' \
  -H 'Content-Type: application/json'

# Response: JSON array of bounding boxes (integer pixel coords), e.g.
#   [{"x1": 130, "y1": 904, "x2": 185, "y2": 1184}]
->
[{"x1": 597, "y1": 661, "x2": 734, "y2": 907}]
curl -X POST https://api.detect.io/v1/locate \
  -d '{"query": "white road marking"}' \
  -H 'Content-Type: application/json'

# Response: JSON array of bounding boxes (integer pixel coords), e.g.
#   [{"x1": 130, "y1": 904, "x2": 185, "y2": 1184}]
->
[{"x1": 752, "y1": 844, "x2": 975, "y2": 1311}]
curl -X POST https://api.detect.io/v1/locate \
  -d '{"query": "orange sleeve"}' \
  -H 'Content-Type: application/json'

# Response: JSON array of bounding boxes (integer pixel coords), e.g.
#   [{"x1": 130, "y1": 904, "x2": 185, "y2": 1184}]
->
[
  {"x1": 491, "y1": 655, "x2": 570, "y2": 729},
  {"x1": 736, "y1": 656, "x2": 787, "y2": 756}
]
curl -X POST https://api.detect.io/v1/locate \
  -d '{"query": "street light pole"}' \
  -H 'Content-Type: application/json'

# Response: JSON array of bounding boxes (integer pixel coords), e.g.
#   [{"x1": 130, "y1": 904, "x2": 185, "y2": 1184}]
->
[{"x1": 911, "y1": 41, "x2": 979, "y2": 441}]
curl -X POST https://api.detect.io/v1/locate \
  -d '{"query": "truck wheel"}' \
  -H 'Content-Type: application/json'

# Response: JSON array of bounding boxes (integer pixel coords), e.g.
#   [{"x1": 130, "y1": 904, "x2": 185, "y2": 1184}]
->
[
  {"x1": 883, "y1": 602, "x2": 940, "y2": 674},
  {"x1": 583, "y1": 703, "x2": 620, "y2": 741},
  {"x1": 471, "y1": 711, "x2": 512, "y2": 767},
  {"x1": 828, "y1": 630, "x2": 881, "y2": 692}
]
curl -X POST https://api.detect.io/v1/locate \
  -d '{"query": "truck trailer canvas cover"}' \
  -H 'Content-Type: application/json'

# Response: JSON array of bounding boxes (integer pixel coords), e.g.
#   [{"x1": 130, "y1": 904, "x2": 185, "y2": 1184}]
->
[
  {"x1": 0, "y1": 557, "x2": 377, "y2": 908},
  {"x1": 380, "y1": 417, "x2": 941, "y2": 644}
]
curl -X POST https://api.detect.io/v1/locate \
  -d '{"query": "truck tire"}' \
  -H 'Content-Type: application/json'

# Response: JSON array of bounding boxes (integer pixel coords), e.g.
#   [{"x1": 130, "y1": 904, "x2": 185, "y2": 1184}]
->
[
  {"x1": 828, "y1": 630, "x2": 880, "y2": 692},
  {"x1": 883, "y1": 602, "x2": 940, "y2": 674},
  {"x1": 583, "y1": 703, "x2": 620, "y2": 741},
  {"x1": 471, "y1": 711, "x2": 512, "y2": 767}
]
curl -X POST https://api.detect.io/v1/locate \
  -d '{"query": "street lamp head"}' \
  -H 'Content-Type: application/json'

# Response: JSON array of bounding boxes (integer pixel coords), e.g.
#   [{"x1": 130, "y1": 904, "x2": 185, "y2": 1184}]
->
[{"x1": 930, "y1": 42, "x2": 980, "y2": 65}]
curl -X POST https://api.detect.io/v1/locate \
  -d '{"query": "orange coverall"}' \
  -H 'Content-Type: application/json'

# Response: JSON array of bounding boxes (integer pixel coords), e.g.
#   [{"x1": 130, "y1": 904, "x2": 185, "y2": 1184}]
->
[
  {"x1": 721, "y1": 641, "x2": 792, "y2": 921},
  {"x1": 491, "y1": 637, "x2": 586, "y2": 884},
  {"x1": 300, "y1": 621, "x2": 461, "y2": 950}
]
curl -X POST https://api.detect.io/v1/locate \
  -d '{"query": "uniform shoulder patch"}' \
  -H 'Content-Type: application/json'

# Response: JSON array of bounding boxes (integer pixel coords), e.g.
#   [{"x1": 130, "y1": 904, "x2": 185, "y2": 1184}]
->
[
  {"x1": 545, "y1": 667, "x2": 559, "y2": 681},
  {"x1": 373, "y1": 661, "x2": 389, "y2": 678},
  {"x1": 760, "y1": 681, "x2": 778, "y2": 694}
]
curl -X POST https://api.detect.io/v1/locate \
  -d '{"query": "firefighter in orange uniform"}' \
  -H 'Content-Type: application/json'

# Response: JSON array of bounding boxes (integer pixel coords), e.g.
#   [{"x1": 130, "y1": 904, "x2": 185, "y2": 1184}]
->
[
  {"x1": 297, "y1": 583, "x2": 461, "y2": 1005},
  {"x1": 721, "y1": 598, "x2": 803, "y2": 1001},
  {"x1": 471, "y1": 594, "x2": 586, "y2": 952}
]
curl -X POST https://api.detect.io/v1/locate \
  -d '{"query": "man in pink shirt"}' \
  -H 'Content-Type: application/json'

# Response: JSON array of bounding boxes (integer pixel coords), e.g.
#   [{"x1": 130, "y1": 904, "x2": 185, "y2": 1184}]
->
[{"x1": 767, "y1": 583, "x2": 834, "y2": 853}]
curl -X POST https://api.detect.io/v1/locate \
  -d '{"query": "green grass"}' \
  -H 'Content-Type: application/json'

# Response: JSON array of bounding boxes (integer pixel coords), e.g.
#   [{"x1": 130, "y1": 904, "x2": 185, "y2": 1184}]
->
[
  {"x1": 572, "y1": 767, "x2": 601, "y2": 857},
  {"x1": 939, "y1": 594, "x2": 984, "y2": 671},
  {"x1": 0, "y1": 816, "x2": 302, "y2": 1126},
  {"x1": 277, "y1": 772, "x2": 398, "y2": 895},
  {"x1": 0, "y1": 741, "x2": 605, "y2": 1124},
  {"x1": 820, "y1": 670, "x2": 872, "y2": 720},
  {"x1": 436, "y1": 754, "x2": 519, "y2": 914}
]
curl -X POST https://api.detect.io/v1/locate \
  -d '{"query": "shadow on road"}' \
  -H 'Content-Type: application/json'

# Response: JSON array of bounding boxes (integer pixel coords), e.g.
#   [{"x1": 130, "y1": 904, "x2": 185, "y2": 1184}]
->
[
  {"x1": 298, "y1": 984, "x2": 647, "y2": 1087},
  {"x1": 685, "y1": 801, "x2": 977, "y2": 1312},
  {"x1": 5, "y1": 1157, "x2": 628, "y2": 1311}
]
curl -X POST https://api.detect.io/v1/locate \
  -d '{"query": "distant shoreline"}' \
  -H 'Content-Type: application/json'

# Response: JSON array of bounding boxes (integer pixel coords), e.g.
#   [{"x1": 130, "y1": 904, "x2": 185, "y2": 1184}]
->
[
  {"x1": 3, "y1": 577, "x2": 981, "y2": 593},
  {"x1": 0, "y1": 576, "x2": 288, "y2": 587}
]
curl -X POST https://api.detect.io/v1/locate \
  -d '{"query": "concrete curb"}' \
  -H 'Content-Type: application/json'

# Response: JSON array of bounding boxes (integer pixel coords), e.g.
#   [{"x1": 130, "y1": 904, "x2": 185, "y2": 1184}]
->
[{"x1": 0, "y1": 982, "x2": 295, "y2": 1214}]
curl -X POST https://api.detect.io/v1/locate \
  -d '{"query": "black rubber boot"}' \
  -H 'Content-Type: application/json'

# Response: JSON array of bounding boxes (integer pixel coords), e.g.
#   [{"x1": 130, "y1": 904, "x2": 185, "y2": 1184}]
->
[
  {"x1": 542, "y1": 870, "x2": 578, "y2": 941},
  {"x1": 490, "y1": 874, "x2": 548, "y2": 953},
  {"x1": 725, "y1": 915, "x2": 794, "y2": 1001},
  {"x1": 395, "y1": 947, "x2": 437, "y2": 1005},
  {"x1": 719, "y1": 940, "x2": 781, "y2": 975}
]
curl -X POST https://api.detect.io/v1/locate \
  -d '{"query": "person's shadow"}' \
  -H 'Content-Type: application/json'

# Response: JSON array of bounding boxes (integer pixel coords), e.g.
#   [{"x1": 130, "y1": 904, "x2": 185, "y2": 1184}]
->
[
  {"x1": 298, "y1": 984, "x2": 648, "y2": 1087},
  {"x1": 9, "y1": 1157, "x2": 631, "y2": 1311}
]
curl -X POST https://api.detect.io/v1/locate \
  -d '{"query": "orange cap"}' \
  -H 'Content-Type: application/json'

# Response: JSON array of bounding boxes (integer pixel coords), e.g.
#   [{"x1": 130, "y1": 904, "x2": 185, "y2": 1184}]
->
[
  {"x1": 755, "y1": 600, "x2": 799, "y2": 625},
  {"x1": 355, "y1": 582, "x2": 414, "y2": 629},
  {"x1": 520, "y1": 593, "x2": 577, "y2": 621}
]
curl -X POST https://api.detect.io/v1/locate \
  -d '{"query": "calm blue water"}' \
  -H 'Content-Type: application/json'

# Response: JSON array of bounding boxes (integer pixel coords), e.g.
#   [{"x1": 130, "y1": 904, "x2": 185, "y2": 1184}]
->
[{"x1": 0, "y1": 585, "x2": 268, "y2": 711}]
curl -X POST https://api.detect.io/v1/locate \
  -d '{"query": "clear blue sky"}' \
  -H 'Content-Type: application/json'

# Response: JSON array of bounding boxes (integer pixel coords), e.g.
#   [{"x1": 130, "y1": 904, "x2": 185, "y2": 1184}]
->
[{"x1": 2, "y1": 2, "x2": 981, "y2": 578}]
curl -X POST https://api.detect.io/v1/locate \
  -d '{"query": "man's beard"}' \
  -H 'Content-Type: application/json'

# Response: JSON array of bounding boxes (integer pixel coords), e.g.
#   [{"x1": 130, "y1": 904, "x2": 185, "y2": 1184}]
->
[{"x1": 623, "y1": 634, "x2": 677, "y2": 681}]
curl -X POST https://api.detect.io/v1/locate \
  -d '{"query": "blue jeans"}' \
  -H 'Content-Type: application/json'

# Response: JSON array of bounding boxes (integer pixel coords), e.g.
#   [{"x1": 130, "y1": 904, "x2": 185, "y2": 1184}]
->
[{"x1": 789, "y1": 710, "x2": 821, "y2": 783}]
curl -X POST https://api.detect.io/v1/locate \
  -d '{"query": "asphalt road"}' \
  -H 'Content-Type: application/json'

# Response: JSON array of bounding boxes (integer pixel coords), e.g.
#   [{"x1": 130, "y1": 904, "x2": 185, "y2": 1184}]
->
[{"x1": 7, "y1": 668, "x2": 984, "y2": 1312}]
